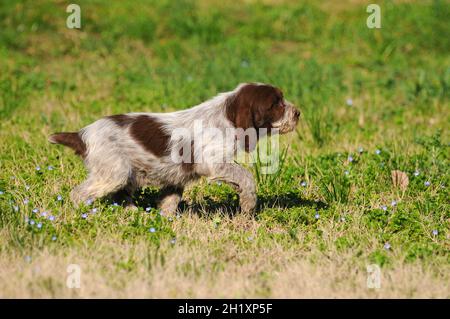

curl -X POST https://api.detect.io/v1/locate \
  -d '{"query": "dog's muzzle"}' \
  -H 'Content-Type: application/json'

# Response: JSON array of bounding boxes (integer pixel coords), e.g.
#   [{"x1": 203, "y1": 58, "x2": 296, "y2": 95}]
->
[{"x1": 272, "y1": 104, "x2": 300, "y2": 134}]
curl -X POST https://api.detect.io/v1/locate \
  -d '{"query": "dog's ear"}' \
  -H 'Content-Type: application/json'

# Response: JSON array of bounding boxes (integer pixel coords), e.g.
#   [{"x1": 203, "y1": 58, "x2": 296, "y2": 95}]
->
[
  {"x1": 225, "y1": 83, "x2": 281, "y2": 129},
  {"x1": 225, "y1": 88, "x2": 253, "y2": 129},
  {"x1": 226, "y1": 84, "x2": 281, "y2": 153}
]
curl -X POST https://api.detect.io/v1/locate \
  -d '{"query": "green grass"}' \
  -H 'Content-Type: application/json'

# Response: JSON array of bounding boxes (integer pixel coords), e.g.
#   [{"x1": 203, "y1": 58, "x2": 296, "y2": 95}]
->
[{"x1": 0, "y1": 0, "x2": 449, "y2": 298}]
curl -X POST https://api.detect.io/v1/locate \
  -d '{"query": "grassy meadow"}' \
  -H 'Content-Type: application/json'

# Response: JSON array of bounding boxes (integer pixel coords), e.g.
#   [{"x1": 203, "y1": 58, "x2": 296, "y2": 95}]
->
[{"x1": 0, "y1": 0, "x2": 449, "y2": 298}]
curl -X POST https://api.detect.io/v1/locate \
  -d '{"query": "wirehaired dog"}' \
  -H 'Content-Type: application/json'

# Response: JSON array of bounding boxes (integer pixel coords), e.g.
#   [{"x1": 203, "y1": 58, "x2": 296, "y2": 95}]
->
[{"x1": 49, "y1": 83, "x2": 300, "y2": 213}]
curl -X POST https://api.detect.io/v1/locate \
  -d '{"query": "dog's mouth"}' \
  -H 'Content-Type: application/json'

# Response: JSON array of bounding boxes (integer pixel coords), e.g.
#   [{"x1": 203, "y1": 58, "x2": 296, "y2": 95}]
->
[
  {"x1": 270, "y1": 118, "x2": 299, "y2": 134},
  {"x1": 270, "y1": 106, "x2": 300, "y2": 133}
]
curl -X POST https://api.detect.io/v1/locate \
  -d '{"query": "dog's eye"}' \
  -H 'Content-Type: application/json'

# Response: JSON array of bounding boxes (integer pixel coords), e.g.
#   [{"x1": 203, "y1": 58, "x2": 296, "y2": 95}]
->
[{"x1": 272, "y1": 98, "x2": 281, "y2": 108}]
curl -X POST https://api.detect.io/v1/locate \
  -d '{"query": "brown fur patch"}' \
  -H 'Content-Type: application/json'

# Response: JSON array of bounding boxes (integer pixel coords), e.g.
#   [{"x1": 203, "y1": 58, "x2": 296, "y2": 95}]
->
[
  {"x1": 179, "y1": 140, "x2": 195, "y2": 172},
  {"x1": 108, "y1": 114, "x2": 135, "y2": 127},
  {"x1": 130, "y1": 115, "x2": 170, "y2": 157},
  {"x1": 48, "y1": 132, "x2": 87, "y2": 158}
]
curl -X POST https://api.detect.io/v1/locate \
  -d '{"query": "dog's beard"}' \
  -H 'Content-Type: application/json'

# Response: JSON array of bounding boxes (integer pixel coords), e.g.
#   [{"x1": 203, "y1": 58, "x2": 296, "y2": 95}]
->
[{"x1": 271, "y1": 106, "x2": 299, "y2": 134}]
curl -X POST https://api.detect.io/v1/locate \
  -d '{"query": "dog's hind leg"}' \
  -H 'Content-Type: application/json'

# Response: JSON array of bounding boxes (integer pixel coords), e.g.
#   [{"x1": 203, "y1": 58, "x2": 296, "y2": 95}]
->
[{"x1": 71, "y1": 171, "x2": 130, "y2": 206}]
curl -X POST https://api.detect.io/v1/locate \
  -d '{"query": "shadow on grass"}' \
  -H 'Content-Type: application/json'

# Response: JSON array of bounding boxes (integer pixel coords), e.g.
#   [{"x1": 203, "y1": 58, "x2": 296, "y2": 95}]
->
[
  {"x1": 131, "y1": 188, "x2": 327, "y2": 218},
  {"x1": 257, "y1": 191, "x2": 327, "y2": 210},
  {"x1": 132, "y1": 187, "x2": 163, "y2": 209}
]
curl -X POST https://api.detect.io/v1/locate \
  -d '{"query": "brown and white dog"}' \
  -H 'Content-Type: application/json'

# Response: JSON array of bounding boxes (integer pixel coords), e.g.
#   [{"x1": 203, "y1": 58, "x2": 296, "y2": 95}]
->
[{"x1": 49, "y1": 83, "x2": 300, "y2": 214}]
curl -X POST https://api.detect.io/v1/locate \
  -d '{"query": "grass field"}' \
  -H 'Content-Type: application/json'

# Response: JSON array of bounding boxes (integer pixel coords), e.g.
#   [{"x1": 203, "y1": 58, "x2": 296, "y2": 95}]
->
[{"x1": 0, "y1": 0, "x2": 449, "y2": 298}]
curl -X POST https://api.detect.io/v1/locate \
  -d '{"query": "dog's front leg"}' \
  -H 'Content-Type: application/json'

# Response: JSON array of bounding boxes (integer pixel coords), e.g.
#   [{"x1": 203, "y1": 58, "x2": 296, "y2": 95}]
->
[
  {"x1": 202, "y1": 163, "x2": 257, "y2": 214},
  {"x1": 157, "y1": 186, "x2": 183, "y2": 215}
]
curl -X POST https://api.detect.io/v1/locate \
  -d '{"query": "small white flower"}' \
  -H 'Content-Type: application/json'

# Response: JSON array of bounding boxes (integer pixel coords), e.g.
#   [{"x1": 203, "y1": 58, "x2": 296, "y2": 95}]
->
[
  {"x1": 91, "y1": 208, "x2": 98, "y2": 214},
  {"x1": 414, "y1": 170, "x2": 420, "y2": 176},
  {"x1": 170, "y1": 238, "x2": 176, "y2": 244},
  {"x1": 57, "y1": 195, "x2": 63, "y2": 201},
  {"x1": 37, "y1": 222, "x2": 42, "y2": 229},
  {"x1": 85, "y1": 198, "x2": 93, "y2": 206},
  {"x1": 81, "y1": 213, "x2": 88, "y2": 219},
  {"x1": 358, "y1": 147, "x2": 364, "y2": 153},
  {"x1": 145, "y1": 207, "x2": 151, "y2": 212},
  {"x1": 381, "y1": 205, "x2": 388, "y2": 211},
  {"x1": 23, "y1": 198, "x2": 29, "y2": 205},
  {"x1": 0, "y1": 190, "x2": 4, "y2": 195},
  {"x1": 47, "y1": 165, "x2": 54, "y2": 171},
  {"x1": 424, "y1": 181, "x2": 430, "y2": 187},
  {"x1": 346, "y1": 98, "x2": 353, "y2": 106},
  {"x1": 36, "y1": 166, "x2": 41, "y2": 171},
  {"x1": 391, "y1": 200, "x2": 397, "y2": 207},
  {"x1": 384, "y1": 242, "x2": 391, "y2": 250},
  {"x1": 29, "y1": 220, "x2": 35, "y2": 225},
  {"x1": 315, "y1": 213, "x2": 320, "y2": 219},
  {"x1": 113, "y1": 202, "x2": 119, "y2": 207},
  {"x1": 25, "y1": 185, "x2": 30, "y2": 191},
  {"x1": 432, "y1": 230, "x2": 438, "y2": 236},
  {"x1": 348, "y1": 155, "x2": 354, "y2": 162},
  {"x1": 13, "y1": 206, "x2": 19, "y2": 212},
  {"x1": 300, "y1": 181, "x2": 307, "y2": 187},
  {"x1": 40, "y1": 211, "x2": 47, "y2": 217},
  {"x1": 344, "y1": 170, "x2": 349, "y2": 176},
  {"x1": 375, "y1": 149, "x2": 381, "y2": 155},
  {"x1": 32, "y1": 208, "x2": 39, "y2": 213},
  {"x1": 340, "y1": 217, "x2": 346, "y2": 222},
  {"x1": 241, "y1": 60, "x2": 249, "y2": 68},
  {"x1": 48, "y1": 215, "x2": 55, "y2": 221},
  {"x1": 52, "y1": 236, "x2": 57, "y2": 241},
  {"x1": 149, "y1": 227, "x2": 156, "y2": 233}
]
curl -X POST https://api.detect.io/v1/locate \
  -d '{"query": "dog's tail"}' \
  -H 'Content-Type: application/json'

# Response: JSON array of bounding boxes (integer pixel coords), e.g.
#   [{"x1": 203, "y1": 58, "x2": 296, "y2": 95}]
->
[{"x1": 48, "y1": 132, "x2": 87, "y2": 158}]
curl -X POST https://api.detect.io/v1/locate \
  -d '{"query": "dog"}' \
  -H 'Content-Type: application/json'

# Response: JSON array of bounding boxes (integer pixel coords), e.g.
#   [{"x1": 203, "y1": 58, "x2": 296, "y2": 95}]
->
[{"x1": 49, "y1": 83, "x2": 300, "y2": 214}]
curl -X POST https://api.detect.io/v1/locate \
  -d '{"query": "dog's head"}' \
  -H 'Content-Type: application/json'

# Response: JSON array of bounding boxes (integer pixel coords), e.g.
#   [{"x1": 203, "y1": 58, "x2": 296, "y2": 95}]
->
[{"x1": 225, "y1": 83, "x2": 300, "y2": 135}]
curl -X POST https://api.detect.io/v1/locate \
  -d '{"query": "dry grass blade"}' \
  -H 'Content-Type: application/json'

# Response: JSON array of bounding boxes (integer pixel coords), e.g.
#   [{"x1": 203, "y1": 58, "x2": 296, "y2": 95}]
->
[{"x1": 391, "y1": 170, "x2": 409, "y2": 191}]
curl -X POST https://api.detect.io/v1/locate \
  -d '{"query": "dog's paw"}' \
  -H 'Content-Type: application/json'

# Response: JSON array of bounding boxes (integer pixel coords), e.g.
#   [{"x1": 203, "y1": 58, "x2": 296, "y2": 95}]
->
[
  {"x1": 240, "y1": 193, "x2": 257, "y2": 214},
  {"x1": 124, "y1": 204, "x2": 139, "y2": 212}
]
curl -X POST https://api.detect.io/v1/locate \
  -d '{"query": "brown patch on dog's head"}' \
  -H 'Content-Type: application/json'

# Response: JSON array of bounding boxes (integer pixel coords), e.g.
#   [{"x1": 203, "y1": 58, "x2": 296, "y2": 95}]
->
[
  {"x1": 130, "y1": 115, "x2": 170, "y2": 157},
  {"x1": 225, "y1": 83, "x2": 300, "y2": 151},
  {"x1": 225, "y1": 83, "x2": 287, "y2": 130}
]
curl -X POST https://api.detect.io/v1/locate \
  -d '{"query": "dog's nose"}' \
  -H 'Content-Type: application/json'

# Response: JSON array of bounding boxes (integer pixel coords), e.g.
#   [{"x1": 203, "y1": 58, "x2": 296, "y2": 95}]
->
[{"x1": 294, "y1": 109, "x2": 301, "y2": 119}]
